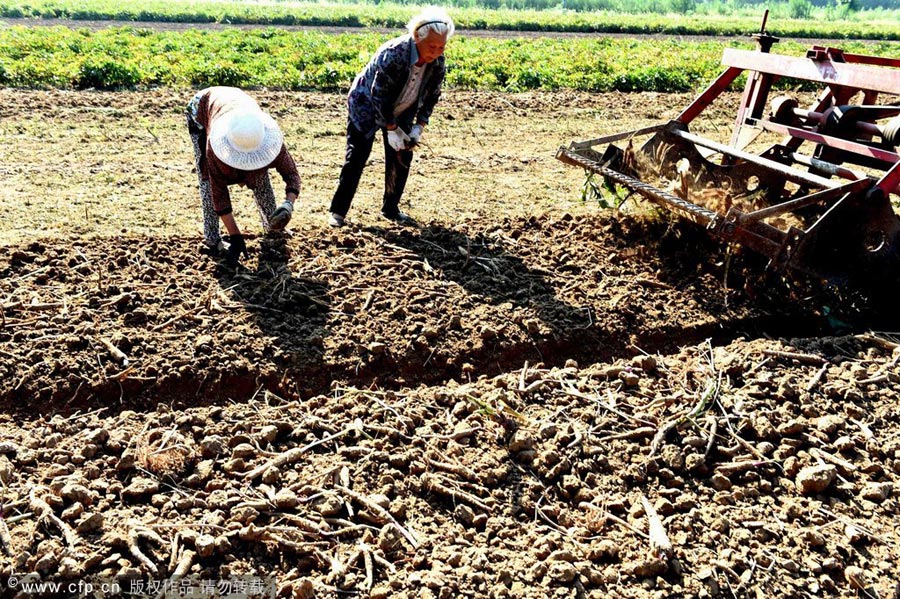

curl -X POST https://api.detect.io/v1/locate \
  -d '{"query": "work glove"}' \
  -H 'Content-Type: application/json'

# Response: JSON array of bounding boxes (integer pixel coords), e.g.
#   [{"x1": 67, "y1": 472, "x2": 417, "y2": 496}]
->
[
  {"x1": 408, "y1": 124, "x2": 423, "y2": 148},
  {"x1": 224, "y1": 234, "x2": 248, "y2": 266},
  {"x1": 387, "y1": 128, "x2": 411, "y2": 152},
  {"x1": 269, "y1": 200, "x2": 293, "y2": 231}
]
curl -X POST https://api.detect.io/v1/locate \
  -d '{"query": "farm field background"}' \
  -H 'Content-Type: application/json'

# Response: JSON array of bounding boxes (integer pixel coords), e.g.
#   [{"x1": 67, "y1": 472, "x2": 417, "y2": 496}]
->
[
  {"x1": 1, "y1": 6, "x2": 900, "y2": 599},
  {"x1": 3, "y1": 0, "x2": 900, "y2": 38}
]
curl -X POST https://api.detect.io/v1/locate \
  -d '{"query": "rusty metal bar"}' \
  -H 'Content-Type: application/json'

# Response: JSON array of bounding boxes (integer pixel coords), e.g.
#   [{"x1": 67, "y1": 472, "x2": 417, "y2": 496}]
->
[
  {"x1": 827, "y1": 50, "x2": 900, "y2": 69},
  {"x1": 789, "y1": 108, "x2": 891, "y2": 139},
  {"x1": 752, "y1": 119, "x2": 900, "y2": 164},
  {"x1": 670, "y1": 129, "x2": 840, "y2": 189},
  {"x1": 739, "y1": 179, "x2": 871, "y2": 224},
  {"x1": 713, "y1": 219, "x2": 786, "y2": 260},
  {"x1": 678, "y1": 67, "x2": 744, "y2": 125},
  {"x1": 556, "y1": 148, "x2": 718, "y2": 225},
  {"x1": 722, "y1": 48, "x2": 900, "y2": 95},
  {"x1": 876, "y1": 160, "x2": 900, "y2": 196},
  {"x1": 789, "y1": 152, "x2": 866, "y2": 181},
  {"x1": 568, "y1": 124, "x2": 666, "y2": 151}
]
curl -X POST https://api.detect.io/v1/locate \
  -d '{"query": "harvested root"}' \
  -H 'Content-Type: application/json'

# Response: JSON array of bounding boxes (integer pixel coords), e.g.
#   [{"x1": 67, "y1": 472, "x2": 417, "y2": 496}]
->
[
  {"x1": 243, "y1": 420, "x2": 363, "y2": 481},
  {"x1": 640, "y1": 494, "x2": 673, "y2": 560},
  {"x1": 579, "y1": 501, "x2": 648, "y2": 540},
  {"x1": 761, "y1": 349, "x2": 826, "y2": 365},
  {"x1": 421, "y1": 472, "x2": 492, "y2": 513},
  {"x1": 136, "y1": 428, "x2": 195, "y2": 478},
  {"x1": 425, "y1": 453, "x2": 474, "y2": 479},
  {"x1": 330, "y1": 542, "x2": 395, "y2": 593},
  {"x1": 29, "y1": 488, "x2": 78, "y2": 548},
  {"x1": 336, "y1": 485, "x2": 418, "y2": 549},
  {"x1": 171, "y1": 548, "x2": 195, "y2": 578},
  {"x1": 647, "y1": 419, "x2": 678, "y2": 459},
  {"x1": 363, "y1": 546, "x2": 374, "y2": 591},
  {"x1": 128, "y1": 526, "x2": 166, "y2": 575},
  {"x1": 100, "y1": 337, "x2": 129, "y2": 366},
  {"x1": 0, "y1": 515, "x2": 12, "y2": 556}
]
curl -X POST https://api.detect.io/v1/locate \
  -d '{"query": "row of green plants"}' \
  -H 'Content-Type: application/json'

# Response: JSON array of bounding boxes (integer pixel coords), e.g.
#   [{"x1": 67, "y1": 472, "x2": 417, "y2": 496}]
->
[
  {"x1": 1, "y1": 0, "x2": 899, "y2": 38},
  {"x1": 2, "y1": 25, "x2": 897, "y2": 92}
]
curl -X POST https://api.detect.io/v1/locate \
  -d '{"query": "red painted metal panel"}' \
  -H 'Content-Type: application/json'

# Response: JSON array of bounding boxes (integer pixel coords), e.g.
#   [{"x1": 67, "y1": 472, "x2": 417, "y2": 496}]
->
[
  {"x1": 722, "y1": 49, "x2": 900, "y2": 95},
  {"x1": 677, "y1": 67, "x2": 743, "y2": 125},
  {"x1": 841, "y1": 53, "x2": 900, "y2": 69},
  {"x1": 754, "y1": 120, "x2": 900, "y2": 164},
  {"x1": 878, "y1": 162, "x2": 900, "y2": 195}
]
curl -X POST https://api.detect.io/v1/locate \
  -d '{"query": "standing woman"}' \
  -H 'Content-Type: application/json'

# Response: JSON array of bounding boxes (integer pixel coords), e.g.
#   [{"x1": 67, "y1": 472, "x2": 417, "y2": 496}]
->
[
  {"x1": 186, "y1": 86, "x2": 300, "y2": 265},
  {"x1": 328, "y1": 7, "x2": 454, "y2": 227}
]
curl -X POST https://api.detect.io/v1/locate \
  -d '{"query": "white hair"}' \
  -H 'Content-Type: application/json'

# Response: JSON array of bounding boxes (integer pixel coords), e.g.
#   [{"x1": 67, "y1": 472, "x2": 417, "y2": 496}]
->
[{"x1": 408, "y1": 7, "x2": 455, "y2": 42}]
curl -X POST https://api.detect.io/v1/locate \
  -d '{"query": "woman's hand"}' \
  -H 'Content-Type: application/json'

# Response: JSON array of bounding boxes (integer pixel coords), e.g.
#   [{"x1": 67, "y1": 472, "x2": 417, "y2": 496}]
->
[
  {"x1": 224, "y1": 234, "x2": 248, "y2": 266},
  {"x1": 387, "y1": 128, "x2": 411, "y2": 151}
]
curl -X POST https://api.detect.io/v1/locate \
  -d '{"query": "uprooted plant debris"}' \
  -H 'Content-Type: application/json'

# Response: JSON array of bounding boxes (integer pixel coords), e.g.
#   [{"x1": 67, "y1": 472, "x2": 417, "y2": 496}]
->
[{"x1": 1, "y1": 333, "x2": 898, "y2": 598}]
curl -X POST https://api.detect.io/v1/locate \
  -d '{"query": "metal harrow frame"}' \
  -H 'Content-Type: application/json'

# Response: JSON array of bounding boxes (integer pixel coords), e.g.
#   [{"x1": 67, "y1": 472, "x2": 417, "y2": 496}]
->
[{"x1": 558, "y1": 23, "x2": 900, "y2": 290}]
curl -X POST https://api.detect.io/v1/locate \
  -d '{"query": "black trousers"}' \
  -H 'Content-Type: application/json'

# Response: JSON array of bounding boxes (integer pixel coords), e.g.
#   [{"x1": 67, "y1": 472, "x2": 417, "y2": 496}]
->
[{"x1": 330, "y1": 122, "x2": 414, "y2": 218}]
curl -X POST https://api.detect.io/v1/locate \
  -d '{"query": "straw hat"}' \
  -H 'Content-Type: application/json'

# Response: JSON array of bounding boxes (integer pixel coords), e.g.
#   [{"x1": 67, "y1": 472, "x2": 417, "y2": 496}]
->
[{"x1": 209, "y1": 110, "x2": 283, "y2": 171}]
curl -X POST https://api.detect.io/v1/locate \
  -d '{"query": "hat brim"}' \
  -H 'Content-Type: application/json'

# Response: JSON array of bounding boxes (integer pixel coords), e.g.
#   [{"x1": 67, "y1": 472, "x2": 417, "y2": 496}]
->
[{"x1": 209, "y1": 111, "x2": 284, "y2": 171}]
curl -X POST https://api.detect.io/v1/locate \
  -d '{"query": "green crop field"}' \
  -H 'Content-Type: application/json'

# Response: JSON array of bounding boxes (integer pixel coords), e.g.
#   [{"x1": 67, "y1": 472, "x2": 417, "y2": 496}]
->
[
  {"x1": 2, "y1": 0, "x2": 899, "y2": 92},
  {"x1": 2, "y1": 0, "x2": 899, "y2": 38},
  {"x1": 1, "y1": 25, "x2": 898, "y2": 92}
]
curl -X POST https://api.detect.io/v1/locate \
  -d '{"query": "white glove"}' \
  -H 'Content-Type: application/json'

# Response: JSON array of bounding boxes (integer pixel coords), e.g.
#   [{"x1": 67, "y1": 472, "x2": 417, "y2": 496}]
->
[
  {"x1": 408, "y1": 124, "x2": 423, "y2": 147},
  {"x1": 269, "y1": 200, "x2": 293, "y2": 231},
  {"x1": 387, "y1": 128, "x2": 411, "y2": 151}
]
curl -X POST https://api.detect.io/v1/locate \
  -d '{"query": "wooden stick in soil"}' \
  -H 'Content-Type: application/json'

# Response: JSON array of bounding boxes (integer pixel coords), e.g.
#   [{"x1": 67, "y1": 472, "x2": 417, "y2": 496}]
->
[{"x1": 640, "y1": 494, "x2": 673, "y2": 560}]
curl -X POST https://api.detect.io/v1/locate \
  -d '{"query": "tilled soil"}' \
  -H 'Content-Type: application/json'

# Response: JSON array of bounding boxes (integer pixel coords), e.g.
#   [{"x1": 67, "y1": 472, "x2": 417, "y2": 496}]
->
[
  {"x1": 2, "y1": 217, "x2": 899, "y2": 599},
  {"x1": 1, "y1": 88, "x2": 899, "y2": 599},
  {"x1": 0, "y1": 214, "x2": 804, "y2": 413}
]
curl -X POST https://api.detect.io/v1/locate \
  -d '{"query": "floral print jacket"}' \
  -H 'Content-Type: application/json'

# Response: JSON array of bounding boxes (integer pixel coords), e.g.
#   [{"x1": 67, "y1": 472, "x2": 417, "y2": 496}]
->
[{"x1": 347, "y1": 34, "x2": 446, "y2": 138}]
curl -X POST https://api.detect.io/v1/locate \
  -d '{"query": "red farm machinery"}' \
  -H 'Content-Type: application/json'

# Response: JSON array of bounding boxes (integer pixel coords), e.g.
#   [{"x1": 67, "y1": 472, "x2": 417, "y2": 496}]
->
[{"x1": 557, "y1": 20, "x2": 900, "y2": 297}]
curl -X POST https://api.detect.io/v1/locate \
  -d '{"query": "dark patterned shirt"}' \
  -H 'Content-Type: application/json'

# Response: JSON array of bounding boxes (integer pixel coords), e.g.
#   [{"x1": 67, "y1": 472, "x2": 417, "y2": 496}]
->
[{"x1": 348, "y1": 35, "x2": 446, "y2": 138}]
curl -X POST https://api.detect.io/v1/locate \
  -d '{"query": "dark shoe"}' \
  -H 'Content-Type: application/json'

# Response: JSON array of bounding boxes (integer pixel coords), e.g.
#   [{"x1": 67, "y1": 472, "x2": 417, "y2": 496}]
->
[
  {"x1": 381, "y1": 210, "x2": 417, "y2": 226},
  {"x1": 328, "y1": 212, "x2": 346, "y2": 228},
  {"x1": 199, "y1": 239, "x2": 227, "y2": 257}
]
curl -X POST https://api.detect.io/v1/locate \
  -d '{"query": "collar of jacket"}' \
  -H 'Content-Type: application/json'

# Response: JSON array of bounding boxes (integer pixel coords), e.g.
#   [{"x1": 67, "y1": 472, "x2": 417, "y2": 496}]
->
[{"x1": 407, "y1": 34, "x2": 421, "y2": 67}]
